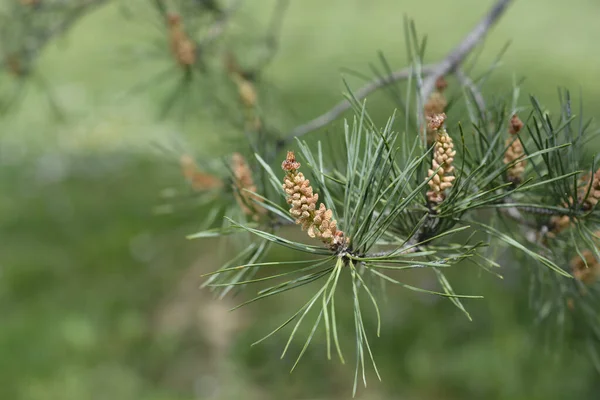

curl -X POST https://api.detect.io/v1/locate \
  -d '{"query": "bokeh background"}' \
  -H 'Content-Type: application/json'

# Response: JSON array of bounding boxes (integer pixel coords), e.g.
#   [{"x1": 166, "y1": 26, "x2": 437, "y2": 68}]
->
[{"x1": 2, "y1": 0, "x2": 600, "y2": 399}]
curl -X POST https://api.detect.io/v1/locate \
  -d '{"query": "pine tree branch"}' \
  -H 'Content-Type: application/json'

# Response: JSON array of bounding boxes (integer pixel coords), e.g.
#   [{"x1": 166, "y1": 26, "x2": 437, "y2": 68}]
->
[
  {"x1": 365, "y1": 241, "x2": 418, "y2": 259},
  {"x1": 239, "y1": 0, "x2": 291, "y2": 80},
  {"x1": 368, "y1": 200, "x2": 545, "y2": 259},
  {"x1": 257, "y1": 0, "x2": 290, "y2": 70},
  {"x1": 201, "y1": 0, "x2": 245, "y2": 46},
  {"x1": 454, "y1": 68, "x2": 487, "y2": 120},
  {"x1": 283, "y1": 64, "x2": 436, "y2": 143},
  {"x1": 365, "y1": 213, "x2": 438, "y2": 258},
  {"x1": 502, "y1": 207, "x2": 544, "y2": 244},
  {"x1": 281, "y1": 0, "x2": 513, "y2": 148},
  {"x1": 419, "y1": 0, "x2": 513, "y2": 100},
  {"x1": 3, "y1": 0, "x2": 109, "y2": 72},
  {"x1": 499, "y1": 199, "x2": 545, "y2": 244}
]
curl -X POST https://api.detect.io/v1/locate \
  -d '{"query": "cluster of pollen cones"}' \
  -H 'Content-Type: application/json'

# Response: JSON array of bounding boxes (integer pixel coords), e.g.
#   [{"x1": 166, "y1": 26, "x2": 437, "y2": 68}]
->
[
  {"x1": 281, "y1": 151, "x2": 348, "y2": 251},
  {"x1": 426, "y1": 113, "x2": 456, "y2": 204}
]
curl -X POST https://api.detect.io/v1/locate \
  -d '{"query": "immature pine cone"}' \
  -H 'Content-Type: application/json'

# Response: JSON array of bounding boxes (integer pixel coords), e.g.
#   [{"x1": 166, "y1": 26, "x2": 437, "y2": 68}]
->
[
  {"x1": 424, "y1": 77, "x2": 448, "y2": 145},
  {"x1": 282, "y1": 151, "x2": 348, "y2": 251},
  {"x1": 503, "y1": 114, "x2": 526, "y2": 184},
  {"x1": 570, "y1": 250, "x2": 600, "y2": 285},
  {"x1": 167, "y1": 14, "x2": 196, "y2": 67},
  {"x1": 426, "y1": 113, "x2": 456, "y2": 204},
  {"x1": 231, "y1": 153, "x2": 265, "y2": 220}
]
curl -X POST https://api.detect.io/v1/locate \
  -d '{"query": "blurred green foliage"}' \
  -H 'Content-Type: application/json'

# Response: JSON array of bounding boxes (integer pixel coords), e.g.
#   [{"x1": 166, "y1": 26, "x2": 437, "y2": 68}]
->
[{"x1": 1, "y1": 0, "x2": 600, "y2": 399}]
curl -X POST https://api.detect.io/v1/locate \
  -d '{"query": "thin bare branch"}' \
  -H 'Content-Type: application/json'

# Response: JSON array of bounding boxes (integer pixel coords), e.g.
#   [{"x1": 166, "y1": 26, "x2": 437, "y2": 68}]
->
[
  {"x1": 201, "y1": 0, "x2": 245, "y2": 46},
  {"x1": 286, "y1": 64, "x2": 435, "y2": 141},
  {"x1": 454, "y1": 68, "x2": 487, "y2": 120},
  {"x1": 2, "y1": 0, "x2": 109, "y2": 73},
  {"x1": 283, "y1": 0, "x2": 513, "y2": 146},
  {"x1": 500, "y1": 206, "x2": 544, "y2": 244},
  {"x1": 420, "y1": 0, "x2": 513, "y2": 100},
  {"x1": 255, "y1": 0, "x2": 290, "y2": 71}
]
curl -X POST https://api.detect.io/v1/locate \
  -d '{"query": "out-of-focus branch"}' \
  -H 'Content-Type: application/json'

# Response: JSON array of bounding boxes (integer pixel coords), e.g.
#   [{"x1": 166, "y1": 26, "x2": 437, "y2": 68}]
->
[
  {"x1": 500, "y1": 206, "x2": 540, "y2": 243},
  {"x1": 252, "y1": 0, "x2": 290, "y2": 74},
  {"x1": 201, "y1": 0, "x2": 244, "y2": 46},
  {"x1": 3, "y1": 0, "x2": 110, "y2": 73},
  {"x1": 283, "y1": 0, "x2": 513, "y2": 147},
  {"x1": 366, "y1": 200, "x2": 543, "y2": 259},
  {"x1": 286, "y1": 64, "x2": 436, "y2": 141},
  {"x1": 454, "y1": 68, "x2": 487, "y2": 120},
  {"x1": 419, "y1": 0, "x2": 513, "y2": 100},
  {"x1": 225, "y1": 0, "x2": 290, "y2": 82}
]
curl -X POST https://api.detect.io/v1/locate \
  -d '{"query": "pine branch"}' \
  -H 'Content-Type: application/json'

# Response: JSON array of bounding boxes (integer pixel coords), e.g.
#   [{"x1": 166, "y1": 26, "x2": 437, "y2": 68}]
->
[
  {"x1": 419, "y1": 0, "x2": 513, "y2": 100},
  {"x1": 454, "y1": 67, "x2": 487, "y2": 120},
  {"x1": 2, "y1": 0, "x2": 110, "y2": 73},
  {"x1": 201, "y1": 0, "x2": 245, "y2": 46},
  {"x1": 254, "y1": 0, "x2": 290, "y2": 72},
  {"x1": 230, "y1": 0, "x2": 291, "y2": 81},
  {"x1": 281, "y1": 0, "x2": 513, "y2": 148},
  {"x1": 285, "y1": 64, "x2": 436, "y2": 141},
  {"x1": 499, "y1": 205, "x2": 541, "y2": 243}
]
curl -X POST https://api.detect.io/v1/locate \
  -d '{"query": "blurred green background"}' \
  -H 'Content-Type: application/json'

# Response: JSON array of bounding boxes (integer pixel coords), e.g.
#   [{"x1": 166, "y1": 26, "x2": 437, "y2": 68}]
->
[{"x1": 2, "y1": 0, "x2": 600, "y2": 399}]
